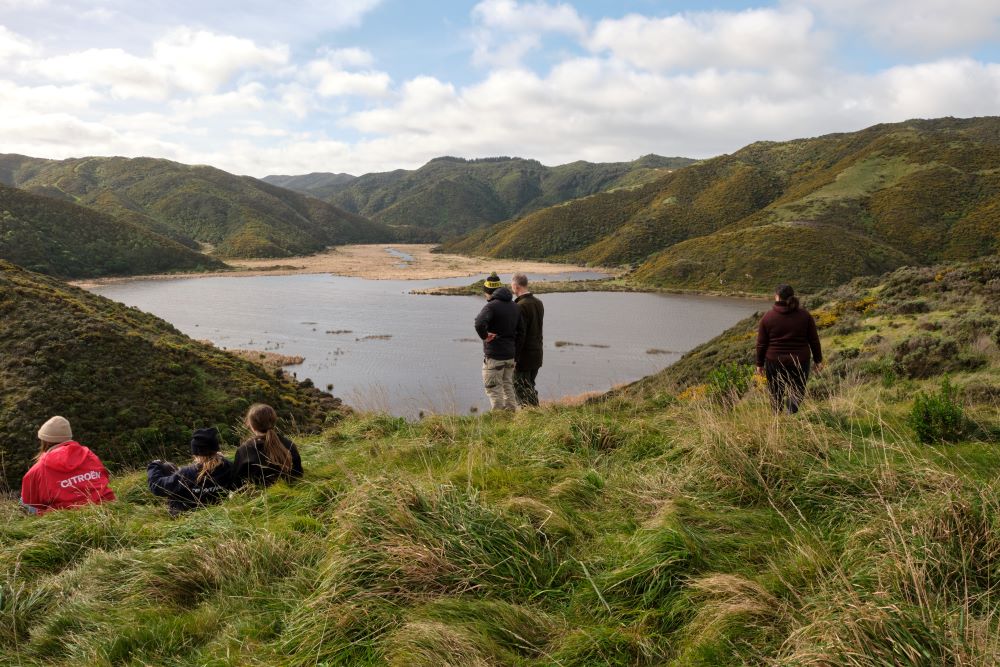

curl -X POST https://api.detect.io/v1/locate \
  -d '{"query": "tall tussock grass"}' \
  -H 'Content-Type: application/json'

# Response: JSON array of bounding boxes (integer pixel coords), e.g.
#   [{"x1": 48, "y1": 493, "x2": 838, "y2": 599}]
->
[{"x1": 1, "y1": 357, "x2": 997, "y2": 665}]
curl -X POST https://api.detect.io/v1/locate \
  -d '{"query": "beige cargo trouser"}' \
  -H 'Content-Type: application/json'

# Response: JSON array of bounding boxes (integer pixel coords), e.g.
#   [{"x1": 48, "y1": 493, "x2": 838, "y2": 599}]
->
[{"x1": 482, "y1": 357, "x2": 517, "y2": 411}]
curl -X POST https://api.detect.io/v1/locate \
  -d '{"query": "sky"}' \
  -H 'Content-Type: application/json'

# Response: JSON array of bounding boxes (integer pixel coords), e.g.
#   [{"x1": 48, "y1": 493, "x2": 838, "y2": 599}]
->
[{"x1": 1, "y1": 0, "x2": 998, "y2": 177}]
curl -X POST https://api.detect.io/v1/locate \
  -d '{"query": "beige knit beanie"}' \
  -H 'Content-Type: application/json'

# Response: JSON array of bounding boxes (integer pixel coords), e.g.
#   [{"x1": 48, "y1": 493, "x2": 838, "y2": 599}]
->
[{"x1": 37, "y1": 416, "x2": 73, "y2": 443}]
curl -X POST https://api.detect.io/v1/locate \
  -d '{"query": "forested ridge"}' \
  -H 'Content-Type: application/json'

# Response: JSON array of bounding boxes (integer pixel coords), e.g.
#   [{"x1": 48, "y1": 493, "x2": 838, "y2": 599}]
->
[
  {"x1": 445, "y1": 117, "x2": 1000, "y2": 292},
  {"x1": 0, "y1": 154, "x2": 394, "y2": 260}
]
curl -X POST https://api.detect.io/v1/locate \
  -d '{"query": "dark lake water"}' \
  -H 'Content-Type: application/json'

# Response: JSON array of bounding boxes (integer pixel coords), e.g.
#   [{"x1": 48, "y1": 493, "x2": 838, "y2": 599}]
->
[{"x1": 91, "y1": 272, "x2": 764, "y2": 416}]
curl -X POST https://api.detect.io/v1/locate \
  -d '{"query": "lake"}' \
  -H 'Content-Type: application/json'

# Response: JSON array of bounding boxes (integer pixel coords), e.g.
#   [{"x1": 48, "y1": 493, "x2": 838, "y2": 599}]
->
[{"x1": 91, "y1": 272, "x2": 764, "y2": 416}]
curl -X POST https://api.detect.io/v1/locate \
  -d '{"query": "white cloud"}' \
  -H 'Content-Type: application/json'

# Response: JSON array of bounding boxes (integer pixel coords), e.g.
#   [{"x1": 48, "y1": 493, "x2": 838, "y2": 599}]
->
[
  {"x1": 472, "y1": 0, "x2": 587, "y2": 36},
  {"x1": 0, "y1": 25, "x2": 38, "y2": 63},
  {"x1": 470, "y1": 0, "x2": 587, "y2": 68},
  {"x1": 792, "y1": 0, "x2": 1000, "y2": 53},
  {"x1": 332, "y1": 53, "x2": 1000, "y2": 175},
  {"x1": 25, "y1": 28, "x2": 288, "y2": 100},
  {"x1": 305, "y1": 49, "x2": 391, "y2": 98},
  {"x1": 151, "y1": 28, "x2": 288, "y2": 94},
  {"x1": 0, "y1": 0, "x2": 48, "y2": 8},
  {"x1": 29, "y1": 48, "x2": 172, "y2": 100},
  {"x1": 169, "y1": 83, "x2": 269, "y2": 118},
  {"x1": 0, "y1": 80, "x2": 99, "y2": 113},
  {"x1": 0, "y1": 112, "x2": 180, "y2": 157},
  {"x1": 588, "y1": 7, "x2": 824, "y2": 72},
  {"x1": 872, "y1": 58, "x2": 1000, "y2": 117},
  {"x1": 313, "y1": 69, "x2": 391, "y2": 98},
  {"x1": 470, "y1": 30, "x2": 542, "y2": 69}
]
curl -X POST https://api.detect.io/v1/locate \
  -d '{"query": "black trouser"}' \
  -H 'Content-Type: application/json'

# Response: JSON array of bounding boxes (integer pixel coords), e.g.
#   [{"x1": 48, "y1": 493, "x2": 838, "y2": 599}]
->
[
  {"x1": 514, "y1": 368, "x2": 539, "y2": 407},
  {"x1": 765, "y1": 359, "x2": 810, "y2": 414}
]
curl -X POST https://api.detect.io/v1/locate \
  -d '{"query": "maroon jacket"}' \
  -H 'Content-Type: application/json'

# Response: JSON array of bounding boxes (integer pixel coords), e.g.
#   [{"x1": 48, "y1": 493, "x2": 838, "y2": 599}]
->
[{"x1": 756, "y1": 302, "x2": 822, "y2": 367}]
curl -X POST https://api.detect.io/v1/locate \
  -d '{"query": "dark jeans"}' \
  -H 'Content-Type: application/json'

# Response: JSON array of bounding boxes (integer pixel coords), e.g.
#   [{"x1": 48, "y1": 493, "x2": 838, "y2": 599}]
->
[
  {"x1": 765, "y1": 359, "x2": 810, "y2": 414},
  {"x1": 514, "y1": 368, "x2": 539, "y2": 407}
]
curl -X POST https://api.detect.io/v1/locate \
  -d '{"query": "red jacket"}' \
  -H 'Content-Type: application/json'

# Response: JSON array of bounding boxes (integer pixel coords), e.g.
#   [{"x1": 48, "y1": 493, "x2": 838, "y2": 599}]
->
[
  {"x1": 20, "y1": 441, "x2": 116, "y2": 514},
  {"x1": 756, "y1": 303, "x2": 823, "y2": 367}
]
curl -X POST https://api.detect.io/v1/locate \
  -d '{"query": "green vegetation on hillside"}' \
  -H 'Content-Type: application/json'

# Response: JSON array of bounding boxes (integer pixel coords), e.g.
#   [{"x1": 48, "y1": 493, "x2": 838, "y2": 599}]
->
[
  {"x1": 446, "y1": 117, "x2": 1000, "y2": 292},
  {"x1": 262, "y1": 172, "x2": 357, "y2": 201},
  {"x1": 280, "y1": 154, "x2": 695, "y2": 240},
  {"x1": 0, "y1": 261, "x2": 344, "y2": 489},
  {"x1": 0, "y1": 184, "x2": 224, "y2": 278},
  {"x1": 0, "y1": 257, "x2": 997, "y2": 665},
  {"x1": 0, "y1": 154, "x2": 393, "y2": 259}
]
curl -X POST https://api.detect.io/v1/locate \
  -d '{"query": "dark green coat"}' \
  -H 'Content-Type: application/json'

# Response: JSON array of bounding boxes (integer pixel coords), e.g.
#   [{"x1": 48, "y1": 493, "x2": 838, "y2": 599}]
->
[{"x1": 515, "y1": 293, "x2": 544, "y2": 370}]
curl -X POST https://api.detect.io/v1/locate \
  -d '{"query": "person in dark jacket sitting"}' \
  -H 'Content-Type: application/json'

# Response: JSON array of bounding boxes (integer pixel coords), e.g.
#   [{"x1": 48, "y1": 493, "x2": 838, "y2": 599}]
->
[
  {"x1": 474, "y1": 272, "x2": 525, "y2": 411},
  {"x1": 755, "y1": 284, "x2": 823, "y2": 414},
  {"x1": 147, "y1": 427, "x2": 236, "y2": 516},
  {"x1": 234, "y1": 403, "x2": 303, "y2": 486}
]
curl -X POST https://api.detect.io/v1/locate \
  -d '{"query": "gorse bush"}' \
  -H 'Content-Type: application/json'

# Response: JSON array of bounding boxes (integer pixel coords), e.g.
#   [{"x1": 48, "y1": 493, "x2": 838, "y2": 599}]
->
[
  {"x1": 909, "y1": 378, "x2": 966, "y2": 443},
  {"x1": 706, "y1": 362, "x2": 754, "y2": 405}
]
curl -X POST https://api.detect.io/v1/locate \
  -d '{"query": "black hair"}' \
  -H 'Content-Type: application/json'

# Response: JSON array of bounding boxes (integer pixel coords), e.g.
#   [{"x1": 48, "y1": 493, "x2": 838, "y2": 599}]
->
[{"x1": 775, "y1": 284, "x2": 799, "y2": 310}]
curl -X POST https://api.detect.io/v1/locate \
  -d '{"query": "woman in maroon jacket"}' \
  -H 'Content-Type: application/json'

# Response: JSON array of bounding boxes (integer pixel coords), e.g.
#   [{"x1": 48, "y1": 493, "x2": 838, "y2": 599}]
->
[{"x1": 756, "y1": 285, "x2": 823, "y2": 414}]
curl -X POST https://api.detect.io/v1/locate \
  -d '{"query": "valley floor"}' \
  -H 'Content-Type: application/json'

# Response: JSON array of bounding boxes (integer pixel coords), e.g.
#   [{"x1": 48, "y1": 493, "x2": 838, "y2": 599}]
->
[{"x1": 71, "y1": 244, "x2": 610, "y2": 287}]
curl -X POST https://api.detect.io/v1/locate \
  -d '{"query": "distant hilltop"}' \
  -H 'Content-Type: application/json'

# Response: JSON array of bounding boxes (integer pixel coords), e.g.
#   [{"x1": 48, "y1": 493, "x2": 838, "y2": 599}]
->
[
  {"x1": 443, "y1": 116, "x2": 1000, "y2": 293},
  {"x1": 264, "y1": 154, "x2": 696, "y2": 240}
]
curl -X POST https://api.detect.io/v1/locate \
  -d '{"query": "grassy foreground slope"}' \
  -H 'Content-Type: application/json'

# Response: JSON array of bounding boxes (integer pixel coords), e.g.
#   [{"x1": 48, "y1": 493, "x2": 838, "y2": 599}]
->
[
  {"x1": 1, "y1": 258, "x2": 998, "y2": 665},
  {"x1": 0, "y1": 154, "x2": 393, "y2": 259},
  {"x1": 447, "y1": 117, "x2": 1000, "y2": 292},
  {"x1": 0, "y1": 261, "x2": 344, "y2": 490},
  {"x1": 298, "y1": 154, "x2": 695, "y2": 240},
  {"x1": 0, "y1": 184, "x2": 225, "y2": 278}
]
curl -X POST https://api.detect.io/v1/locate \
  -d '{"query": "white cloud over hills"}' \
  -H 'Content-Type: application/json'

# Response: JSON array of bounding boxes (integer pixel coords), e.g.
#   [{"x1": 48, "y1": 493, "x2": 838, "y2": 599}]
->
[{"x1": 0, "y1": 1, "x2": 998, "y2": 176}]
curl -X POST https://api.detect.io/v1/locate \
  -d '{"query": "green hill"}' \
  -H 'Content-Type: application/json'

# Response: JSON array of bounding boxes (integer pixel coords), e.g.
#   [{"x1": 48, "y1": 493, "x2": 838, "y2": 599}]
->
[
  {"x1": 0, "y1": 257, "x2": 997, "y2": 665},
  {"x1": 0, "y1": 154, "x2": 393, "y2": 259},
  {"x1": 261, "y1": 172, "x2": 357, "y2": 201},
  {"x1": 277, "y1": 154, "x2": 695, "y2": 240},
  {"x1": 0, "y1": 261, "x2": 344, "y2": 490},
  {"x1": 445, "y1": 117, "x2": 1000, "y2": 292},
  {"x1": 0, "y1": 184, "x2": 225, "y2": 278}
]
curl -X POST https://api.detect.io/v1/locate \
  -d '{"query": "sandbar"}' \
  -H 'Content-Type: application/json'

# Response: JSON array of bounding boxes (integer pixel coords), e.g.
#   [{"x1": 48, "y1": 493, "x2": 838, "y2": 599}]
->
[{"x1": 73, "y1": 244, "x2": 612, "y2": 288}]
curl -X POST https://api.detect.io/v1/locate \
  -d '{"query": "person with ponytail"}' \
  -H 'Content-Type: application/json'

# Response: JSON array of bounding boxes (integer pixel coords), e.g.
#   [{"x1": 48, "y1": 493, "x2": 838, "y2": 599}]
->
[
  {"x1": 234, "y1": 403, "x2": 303, "y2": 486},
  {"x1": 147, "y1": 427, "x2": 236, "y2": 515},
  {"x1": 755, "y1": 284, "x2": 823, "y2": 414}
]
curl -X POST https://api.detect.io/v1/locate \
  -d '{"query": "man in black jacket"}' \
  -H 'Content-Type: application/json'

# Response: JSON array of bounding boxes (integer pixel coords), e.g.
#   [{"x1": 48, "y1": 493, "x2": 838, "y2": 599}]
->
[
  {"x1": 512, "y1": 273, "x2": 544, "y2": 407},
  {"x1": 474, "y1": 272, "x2": 524, "y2": 411}
]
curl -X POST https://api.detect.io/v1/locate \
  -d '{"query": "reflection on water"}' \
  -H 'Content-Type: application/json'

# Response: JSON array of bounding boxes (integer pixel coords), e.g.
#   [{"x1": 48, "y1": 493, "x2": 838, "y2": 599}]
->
[
  {"x1": 91, "y1": 273, "x2": 763, "y2": 417},
  {"x1": 385, "y1": 247, "x2": 416, "y2": 263}
]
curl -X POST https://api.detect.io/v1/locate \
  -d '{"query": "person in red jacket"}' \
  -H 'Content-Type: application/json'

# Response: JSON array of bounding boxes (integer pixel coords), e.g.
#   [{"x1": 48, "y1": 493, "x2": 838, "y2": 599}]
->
[
  {"x1": 755, "y1": 285, "x2": 823, "y2": 414},
  {"x1": 20, "y1": 416, "x2": 117, "y2": 515}
]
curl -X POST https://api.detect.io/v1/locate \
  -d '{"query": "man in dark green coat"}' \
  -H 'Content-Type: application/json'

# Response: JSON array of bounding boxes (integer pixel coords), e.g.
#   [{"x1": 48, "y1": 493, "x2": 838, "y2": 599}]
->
[{"x1": 512, "y1": 273, "x2": 544, "y2": 407}]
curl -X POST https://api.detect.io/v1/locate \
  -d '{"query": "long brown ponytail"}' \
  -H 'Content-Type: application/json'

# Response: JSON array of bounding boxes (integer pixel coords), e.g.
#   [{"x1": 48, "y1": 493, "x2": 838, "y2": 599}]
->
[{"x1": 246, "y1": 403, "x2": 292, "y2": 474}]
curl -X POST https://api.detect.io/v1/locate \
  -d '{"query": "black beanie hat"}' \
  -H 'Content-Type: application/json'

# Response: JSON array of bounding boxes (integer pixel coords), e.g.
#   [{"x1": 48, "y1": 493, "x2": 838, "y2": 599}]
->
[
  {"x1": 190, "y1": 427, "x2": 221, "y2": 455},
  {"x1": 775, "y1": 284, "x2": 794, "y2": 301},
  {"x1": 483, "y1": 272, "x2": 502, "y2": 294}
]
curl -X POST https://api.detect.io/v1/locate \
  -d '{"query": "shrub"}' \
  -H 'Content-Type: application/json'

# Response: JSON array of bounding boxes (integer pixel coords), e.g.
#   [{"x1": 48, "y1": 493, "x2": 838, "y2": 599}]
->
[
  {"x1": 893, "y1": 334, "x2": 959, "y2": 378},
  {"x1": 706, "y1": 363, "x2": 754, "y2": 406},
  {"x1": 909, "y1": 378, "x2": 966, "y2": 443},
  {"x1": 943, "y1": 313, "x2": 998, "y2": 344},
  {"x1": 889, "y1": 298, "x2": 930, "y2": 314}
]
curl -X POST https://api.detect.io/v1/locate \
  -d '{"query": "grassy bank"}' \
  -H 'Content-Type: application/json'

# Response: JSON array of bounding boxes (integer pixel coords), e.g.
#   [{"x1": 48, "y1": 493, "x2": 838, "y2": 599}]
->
[
  {"x1": 1, "y1": 378, "x2": 997, "y2": 666},
  {"x1": 1, "y1": 258, "x2": 998, "y2": 665}
]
